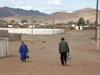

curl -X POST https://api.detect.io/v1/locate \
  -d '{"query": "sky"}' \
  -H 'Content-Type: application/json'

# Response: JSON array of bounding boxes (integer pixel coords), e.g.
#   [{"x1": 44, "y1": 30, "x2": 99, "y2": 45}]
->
[{"x1": 0, "y1": 0, "x2": 99, "y2": 14}]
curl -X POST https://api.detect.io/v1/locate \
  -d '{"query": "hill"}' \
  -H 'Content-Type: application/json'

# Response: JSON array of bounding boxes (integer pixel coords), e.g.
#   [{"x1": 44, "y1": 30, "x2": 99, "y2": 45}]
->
[
  {"x1": 35, "y1": 7, "x2": 100, "y2": 23},
  {"x1": 1, "y1": 7, "x2": 100, "y2": 23},
  {"x1": 0, "y1": 7, "x2": 47, "y2": 18}
]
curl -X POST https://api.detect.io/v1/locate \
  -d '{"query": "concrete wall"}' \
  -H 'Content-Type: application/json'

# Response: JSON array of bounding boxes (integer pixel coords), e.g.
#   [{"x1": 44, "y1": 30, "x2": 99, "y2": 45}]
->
[
  {"x1": 0, "y1": 30, "x2": 21, "y2": 42},
  {"x1": 0, "y1": 30, "x2": 8, "y2": 34},
  {"x1": 9, "y1": 34, "x2": 22, "y2": 42},
  {"x1": 0, "y1": 28, "x2": 64, "y2": 35},
  {"x1": 0, "y1": 34, "x2": 21, "y2": 42}
]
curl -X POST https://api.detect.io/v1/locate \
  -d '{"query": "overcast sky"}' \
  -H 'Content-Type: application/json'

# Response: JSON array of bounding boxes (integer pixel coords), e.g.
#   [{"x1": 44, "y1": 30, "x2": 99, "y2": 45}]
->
[{"x1": 0, "y1": 0, "x2": 99, "y2": 14}]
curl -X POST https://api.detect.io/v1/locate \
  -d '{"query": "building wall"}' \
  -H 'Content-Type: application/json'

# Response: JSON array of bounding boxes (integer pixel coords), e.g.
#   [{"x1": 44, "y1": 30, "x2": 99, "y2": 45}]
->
[{"x1": 0, "y1": 28, "x2": 65, "y2": 35}]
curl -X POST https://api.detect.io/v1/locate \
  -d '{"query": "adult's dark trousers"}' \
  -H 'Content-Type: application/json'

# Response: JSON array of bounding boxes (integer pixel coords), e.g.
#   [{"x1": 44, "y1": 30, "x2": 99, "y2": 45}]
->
[{"x1": 61, "y1": 52, "x2": 67, "y2": 65}]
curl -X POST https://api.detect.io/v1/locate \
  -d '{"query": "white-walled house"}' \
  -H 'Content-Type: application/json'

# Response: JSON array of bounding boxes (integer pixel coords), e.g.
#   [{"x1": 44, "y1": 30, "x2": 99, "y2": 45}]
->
[
  {"x1": 29, "y1": 25, "x2": 35, "y2": 28},
  {"x1": 8, "y1": 25, "x2": 13, "y2": 28},
  {"x1": 75, "y1": 26, "x2": 83, "y2": 30},
  {"x1": 71, "y1": 24, "x2": 76, "y2": 27}
]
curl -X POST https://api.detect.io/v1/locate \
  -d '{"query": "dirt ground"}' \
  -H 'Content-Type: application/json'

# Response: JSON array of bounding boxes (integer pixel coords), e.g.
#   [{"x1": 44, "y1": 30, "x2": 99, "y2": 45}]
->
[{"x1": 0, "y1": 30, "x2": 100, "y2": 75}]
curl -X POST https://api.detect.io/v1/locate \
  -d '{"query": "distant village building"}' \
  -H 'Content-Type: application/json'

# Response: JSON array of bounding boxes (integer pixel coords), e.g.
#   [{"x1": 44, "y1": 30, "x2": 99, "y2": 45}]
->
[
  {"x1": 8, "y1": 24, "x2": 13, "y2": 28},
  {"x1": 29, "y1": 25, "x2": 35, "y2": 28},
  {"x1": 13, "y1": 23, "x2": 23, "y2": 28},
  {"x1": 0, "y1": 20, "x2": 8, "y2": 24},
  {"x1": 40, "y1": 23, "x2": 46, "y2": 26},
  {"x1": 13, "y1": 22, "x2": 28, "y2": 28},
  {"x1": 75, "y1": 26, "x2": 83, "y2": 30},
  {"x1": 56, "y1": 23, "x2": 67, "y2": 25},
  {"x1": 0, "y1": 24, "x2": 2, "y2": 27},
  {"x1": 39, "y1": 23, "x2": 47, "y2": 28},
  {"x1": 71, "y1": 24, "x2": 75, "y2": 27},
  {"x1": 68, "y1": 21, "x2": 75, "y2": 24},
  {"x1": 0, "y1": 20, "x2": 8, "y2": 27},
  {"x1": 84, "y1": 26, "x2": 89, "y2": 27}
]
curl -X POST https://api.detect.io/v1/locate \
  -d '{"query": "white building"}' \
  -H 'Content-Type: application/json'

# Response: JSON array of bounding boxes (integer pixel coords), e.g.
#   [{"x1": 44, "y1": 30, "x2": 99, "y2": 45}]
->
[
  {"x1": 29, "y1": 25, "x2": 35, "y2": 28},
  {"x1": 75, "y1": 26, "x2": 83, "y2": 30},
  {"x1": 71, "y1": 24, "x2": 76, "y2": 27},
  {"x1": 8, "y1": 25, "x2": 13, "y2": 28}
]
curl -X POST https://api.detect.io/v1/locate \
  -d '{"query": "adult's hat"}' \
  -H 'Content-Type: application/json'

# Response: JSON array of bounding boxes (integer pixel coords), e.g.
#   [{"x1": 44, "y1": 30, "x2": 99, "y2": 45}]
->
[{"x1": 61, "y1": 37, "x2": 65, "y2": 40}]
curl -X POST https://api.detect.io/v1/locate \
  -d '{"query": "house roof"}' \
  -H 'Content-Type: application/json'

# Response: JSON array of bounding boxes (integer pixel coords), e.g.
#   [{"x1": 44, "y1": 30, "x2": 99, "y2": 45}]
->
[
  {"x1": 56, "y1": 23, "x2": 67, "y2": 25},
  {"x1": 14, "y1": 23, "x2": 23, "y2": 27}
]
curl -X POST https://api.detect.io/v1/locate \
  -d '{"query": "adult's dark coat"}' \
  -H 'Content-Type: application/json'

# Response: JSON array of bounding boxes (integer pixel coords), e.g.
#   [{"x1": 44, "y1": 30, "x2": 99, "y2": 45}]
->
[{"x1": 59, "y1": 41, "x2": 69, "y2": 53}]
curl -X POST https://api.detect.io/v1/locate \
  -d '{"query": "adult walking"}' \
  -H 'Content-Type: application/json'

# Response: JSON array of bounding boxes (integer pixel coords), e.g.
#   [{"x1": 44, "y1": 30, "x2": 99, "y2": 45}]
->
[
  {"x1": 59, "y1": 37, "x2": 70, "y2": 66},
  {"x1": 19, "y1": 41, "x2": 29, "y2": 62}
]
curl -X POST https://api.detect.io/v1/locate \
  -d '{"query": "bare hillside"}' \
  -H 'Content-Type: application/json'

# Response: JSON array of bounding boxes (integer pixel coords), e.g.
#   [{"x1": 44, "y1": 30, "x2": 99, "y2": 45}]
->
[{"x1": 1, "y1": 8, "x2": 100, "y2": 23}]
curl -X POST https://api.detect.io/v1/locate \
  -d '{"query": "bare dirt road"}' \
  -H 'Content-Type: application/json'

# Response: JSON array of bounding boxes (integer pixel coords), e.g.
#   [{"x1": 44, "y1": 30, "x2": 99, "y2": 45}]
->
[{"x1": 0, "y1": 30, "x2": 100, "y2": 75}]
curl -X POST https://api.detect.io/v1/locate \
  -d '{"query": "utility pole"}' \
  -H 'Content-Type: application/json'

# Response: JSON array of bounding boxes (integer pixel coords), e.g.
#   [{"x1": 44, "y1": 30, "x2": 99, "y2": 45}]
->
[
  {"x1": 43, "y1": 16, "x2": 47, "y2": 35},
  {"x1": 6, "y1": 16, "x2": 8, "y2": 27},
  {"x1": 61, "y1": 18, "x2": 62, "y2": 28},
  {"x1": 46, "y1": 16, "x2": 47, "y2": 27},
  {"x1": 61, "y1": 18, "x2": 63, "y2": 33},
  {"x1": 61, "y1": 18, "x2": 62, "y2": 23},
  {"x1": 95, "y1": 0, "x2": 99, "y2": 41},
  {"x1": 53, "y1": 19, "x2": 55, "y2": 34},
  {"x1": 97, "y1": 27, "x2": 100, "y2": 51},
  {"x1": 91, "y1": 18, "x2": 92, "y2": 24},
  {"x1": 1, "y1": 17, "x2": 3, "y2": 26},
  {"x1": 90, "y1": 18, "x2": 92, "y2": 24},
  {"x1": 31, "y1": 15, "x2": 33, "y2": 39}
]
